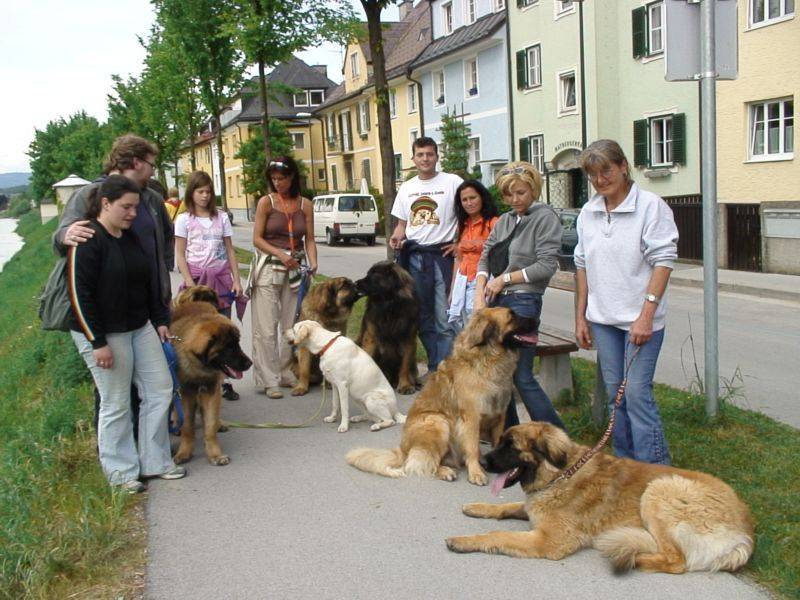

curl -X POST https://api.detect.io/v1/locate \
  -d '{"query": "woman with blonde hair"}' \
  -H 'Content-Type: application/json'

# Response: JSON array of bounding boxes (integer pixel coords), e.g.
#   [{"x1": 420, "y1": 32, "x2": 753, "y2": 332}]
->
[
  {"x1": 574, "y1": 139, "x2": 678, "y2": 465},
  {"x1": 475, "y1": 161, "x2": 565, "y2": 429}
]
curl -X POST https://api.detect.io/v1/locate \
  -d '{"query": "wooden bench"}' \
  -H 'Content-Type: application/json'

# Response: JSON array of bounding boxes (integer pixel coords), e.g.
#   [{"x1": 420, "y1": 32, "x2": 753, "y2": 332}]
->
[{"x1": 536, "y1": 326, "x2": 578, "y2": 402}]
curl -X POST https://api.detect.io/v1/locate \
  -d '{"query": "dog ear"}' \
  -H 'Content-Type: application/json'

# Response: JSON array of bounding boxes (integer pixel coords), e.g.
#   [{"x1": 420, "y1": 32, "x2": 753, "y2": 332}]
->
[
  {"x1": 195, "y1": 334, "x2": 218, "y2": 365},
  {"x1": 294, "y1": 322, "x2": 311, "y2": 344},
  {"x1": 462, "y1": 313, "x2": 498, "y2": 348},
  {"x1": 530, "y1": 425, "x2": 570, "y2": 469}
]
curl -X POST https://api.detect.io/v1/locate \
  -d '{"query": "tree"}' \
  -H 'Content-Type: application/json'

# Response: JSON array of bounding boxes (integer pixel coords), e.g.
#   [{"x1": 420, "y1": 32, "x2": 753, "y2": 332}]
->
[
  {"x1": 234, "y1": 119, "x2": 297, "y2": 199},
  {"x1": 27, "y1": 112, "x2": 112, "y2": 201},
  {"x1": 360, "y1": 0, "x2": 398, "y2": 258},
  {"x1": 227, "y1": 0, "x2": 355, "y2": 165},
  {"x1": 439, "y1": 111, "x2": 478, "y2": 181},
  {"x1": 154, "y1": 0, "x2": 246, "y2": 210}
]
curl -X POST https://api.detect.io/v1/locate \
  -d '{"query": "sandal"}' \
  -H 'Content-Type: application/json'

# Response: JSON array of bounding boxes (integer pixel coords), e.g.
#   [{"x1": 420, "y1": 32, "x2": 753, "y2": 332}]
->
[{"x1": 266, "y1": 387, "x2": 284, "y2": 399}]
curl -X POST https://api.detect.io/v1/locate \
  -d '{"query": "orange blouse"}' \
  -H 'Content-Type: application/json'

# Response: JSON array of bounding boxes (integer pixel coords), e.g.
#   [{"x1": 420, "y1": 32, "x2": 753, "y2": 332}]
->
[{"x1": 457, "y1": 215, "x2": 499, "y2": 281}]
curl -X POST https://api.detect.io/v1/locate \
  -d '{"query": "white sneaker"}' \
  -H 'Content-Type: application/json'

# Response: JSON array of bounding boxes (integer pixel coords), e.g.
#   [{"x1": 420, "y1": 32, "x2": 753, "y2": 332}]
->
[
  {"x1": 119, "y1": 480, "x2": 145, "y2": 494},
  {"x1": 156, "y1": 466, "x2": 187, "y2": 480}
]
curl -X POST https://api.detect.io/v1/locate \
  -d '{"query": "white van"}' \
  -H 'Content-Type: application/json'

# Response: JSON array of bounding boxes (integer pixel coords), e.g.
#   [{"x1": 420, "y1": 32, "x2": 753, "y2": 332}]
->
[{"x1": 312, "y1": 193, "x2": 380, "y2": 246}]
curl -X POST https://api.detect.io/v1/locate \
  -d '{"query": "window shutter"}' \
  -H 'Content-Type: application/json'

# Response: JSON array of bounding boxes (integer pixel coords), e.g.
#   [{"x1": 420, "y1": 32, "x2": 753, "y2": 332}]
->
[
  {"x1": 632, "y1": 7, "x2": 647, "y2": 59},
  {"x1": 672, "y1": 113, "x2": 686, "y2": 165},
  {"x1": 517, "y1": 0, "x2": 525, "y2": 7},
  {"x1": 633, "y1": 119, "x2": 649, "y2": 167},
  {"x1": 519, "y1": 138, "x2": 531, "y2": 163},
  {"x1": 365, "y1": 102, "x2": 371, "y2": 130},
  {"x1": 516, "y1": 50, "x2": 527, "y2": 90}
]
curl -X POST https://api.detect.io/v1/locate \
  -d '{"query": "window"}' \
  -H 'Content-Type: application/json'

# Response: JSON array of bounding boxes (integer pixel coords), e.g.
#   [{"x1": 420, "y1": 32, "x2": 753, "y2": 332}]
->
[
  {"x1": 292, "y1": 132, "x2": 305, "y2": 150},
  {"x1": 408, "y1": 83, "x2": 418, "y2": 113},
  {"x1": 495, "y1": 0, "x2": 506, "y2": 10},
  {"x1": 516, "y1": 0, "x2": 537, "y2": 7},
  {"x1": 350, "y1": 52, "x2": 360, "y2": 78},
  {"x1": 558, "y1": 70, "x2": 577, "y2": 114},
  {"x1": 519, "y1": 135, "x2": 544, "y2": 173},
  {"x1": 331, "y1": 165, "x2": 338, "y2": 190},
  {"x1": 515, "y1": 44, "x2": 541, "y2": 90},
  {"x1": 317, "y1": 167, "x2": 326, "y2": 181},
  {"x1": 443, "y1": 2, "x2": 453, "y2": 34},
  {"x1": 326, "y1": 113, "x2": 336, "y2": 145},
  {"x1": 338, "y1": 111, "x2": 353, "y2": 151},
  {"x1": 410, "y1": 129, "x2": 419, "y2": 149},
  {"x1": 466, "y1": 0, "x2": 476, "y2": 23},
  {"x1": 556, "y1": 0, "x2": 574, "y2": 15},
  {"x1": 749, "y1": 98, "x2": 794, "y2": 160},
  {"x1": 390, "y1": 89, "x2": 398, "y2": 118},
  {"x1": 468, "y1": 137, "x2": 481, "y2": 170},
  {"x1": 293, "y1": 91, "x2": 308, "y2": 107},
  {"x1": 465, "y1": 58, "x2": 479, "y2": 97},
  {"x1": 433, "y1": 70, "x2": 446, "y2": 106},
  {"x1": 632, "y1": 2, "x2": 665, "y2": 59},
  {"x1": 344, "y1": 161, "x2": 354, "y2": 189},
  {"x1": 750, "y1": 0, "x2": 795, "y2": 26},
  {"x1": 358, "y1": 100, "x2": 370, "y2": 134},
  {"x1": 361, "y1": 158, "x2": 372, "y2": 187},
  {"x1": 309, "y1": 90, "x2": 325, "y2": 106},
  {"x1": 394, "y1": 153, "x2": 403, "y2": 181},
  {"x1": 633, "y1": 113, "x2": 687, "y2": 167}
]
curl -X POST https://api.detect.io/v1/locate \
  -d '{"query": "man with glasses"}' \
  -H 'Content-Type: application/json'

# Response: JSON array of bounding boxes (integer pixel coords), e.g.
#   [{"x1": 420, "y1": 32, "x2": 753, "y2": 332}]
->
[{"x1": 390, "y1": 137, "x2": 463, "y2": 376}]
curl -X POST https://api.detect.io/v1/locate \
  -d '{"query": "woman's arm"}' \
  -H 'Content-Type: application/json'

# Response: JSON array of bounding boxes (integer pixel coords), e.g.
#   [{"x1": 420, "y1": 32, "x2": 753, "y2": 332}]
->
[
  {"x1": 175, "y1": 236, "x2": 194, "y2": 288},
  {"x1": 252, "y1": 195, "x2": 299, "y2": 269},
  {"x1": 68, "y1": 239, "x2": 107, "y2": 350},
  {"x1": 574, "y1": 268, "x2": 592, "y2": 349},
  {"x1": 302, "y1": 198, "x2": 318, "y2": 274},
  {"x1": 224, "y1": 236, "x2": 242, "y2": 295},
  {"x1": 629, "y1": 266, "x2": 672, "y2": 346}
]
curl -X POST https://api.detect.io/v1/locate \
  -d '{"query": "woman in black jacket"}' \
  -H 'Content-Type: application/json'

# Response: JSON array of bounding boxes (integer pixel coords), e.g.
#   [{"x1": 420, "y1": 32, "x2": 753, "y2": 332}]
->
[{"x1": 68, "y1": 175, "x2": 185, "y2": 493}]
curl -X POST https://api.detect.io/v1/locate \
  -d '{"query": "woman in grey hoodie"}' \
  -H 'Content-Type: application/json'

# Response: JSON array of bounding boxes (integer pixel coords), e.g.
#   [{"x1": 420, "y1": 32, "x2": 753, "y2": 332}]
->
[{"x1": 474, "y1": 162, "x2": 565, "y2": 430}]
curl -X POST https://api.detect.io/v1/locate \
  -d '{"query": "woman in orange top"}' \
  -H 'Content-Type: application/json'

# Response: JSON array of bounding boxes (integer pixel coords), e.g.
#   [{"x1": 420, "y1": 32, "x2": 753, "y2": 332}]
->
[{"x1": 447, "y1": 180, "x2": 499, "y2": 332}]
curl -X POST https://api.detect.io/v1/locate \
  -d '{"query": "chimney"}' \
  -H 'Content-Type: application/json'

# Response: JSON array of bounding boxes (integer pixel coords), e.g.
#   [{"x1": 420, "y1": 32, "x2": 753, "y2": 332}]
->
[
  {"x1": 398, "y1": 0, "x2": 413, "y2": 20},
  {"x1": 312, "y1": 64, "x2": 328, "y2": 77}
]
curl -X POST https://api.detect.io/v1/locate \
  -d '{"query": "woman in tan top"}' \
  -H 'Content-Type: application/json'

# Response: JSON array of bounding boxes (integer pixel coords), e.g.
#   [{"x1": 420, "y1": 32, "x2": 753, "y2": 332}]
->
[{"x1": 251, "y1": 156, "x2": 318, "y2": 398}]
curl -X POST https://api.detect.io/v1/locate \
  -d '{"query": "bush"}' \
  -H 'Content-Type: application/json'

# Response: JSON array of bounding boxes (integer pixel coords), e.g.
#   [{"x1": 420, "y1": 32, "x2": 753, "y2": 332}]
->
[{"x1": 7, "y1": 196, "x2": 32, "y2": 217}]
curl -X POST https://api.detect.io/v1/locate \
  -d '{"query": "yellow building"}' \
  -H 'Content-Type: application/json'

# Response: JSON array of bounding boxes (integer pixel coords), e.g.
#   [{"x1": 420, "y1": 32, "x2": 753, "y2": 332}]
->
[
  {"x1": 315, "y1": 0, "x2": 431, "y2": 194},
  {"x1": 717, "y1": 2, "x2": 798, "y2": 273}
]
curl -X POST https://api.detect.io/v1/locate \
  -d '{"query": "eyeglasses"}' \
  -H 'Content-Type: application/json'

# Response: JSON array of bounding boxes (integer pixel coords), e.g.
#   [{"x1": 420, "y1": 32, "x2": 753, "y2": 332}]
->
[
  {"x1": 499, "y1": 166, "x2": 527, "y2": 176},
  {"x1": 269, "y1": 161, "x2": 287, "y2": 168},
  {"x1": 139, "y1": 157, "x2": 156, "y2": 170},
  {"x1": 586, "y1": 168, "x2": 615, "y2": 182}
]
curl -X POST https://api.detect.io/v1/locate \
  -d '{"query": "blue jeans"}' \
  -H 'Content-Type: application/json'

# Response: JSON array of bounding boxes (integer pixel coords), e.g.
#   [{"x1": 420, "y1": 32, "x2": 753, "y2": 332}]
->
[
  {"x1": 494, "y1": 292, "x2": 565, "y2": 430},
  {"x1": 409, "y1": 252, "x2": 454, "y2": 371},
  {"x1": 590, "y1": 323, "x2": 671, "y2": 465}
]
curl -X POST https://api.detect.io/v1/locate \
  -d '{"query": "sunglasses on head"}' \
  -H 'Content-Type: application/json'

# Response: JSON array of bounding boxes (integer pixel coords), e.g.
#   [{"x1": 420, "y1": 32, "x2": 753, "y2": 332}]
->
[
  {"x1": 269, "y1": 161, "x2": 287, "y2": 169},
  {"x1": 499, "y1": 166, "x2": 527, "y2": 176}
]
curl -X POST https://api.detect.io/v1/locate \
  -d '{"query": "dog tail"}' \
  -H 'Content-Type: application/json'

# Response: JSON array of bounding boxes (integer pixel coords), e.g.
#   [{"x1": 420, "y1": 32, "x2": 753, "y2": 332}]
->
[
  {"x1": 671, "y1": 523, "x2": 754, "y2": 572},
  {"x1": 594, "y1": 527, "x2": 658, "y2": 572},
  {"x1": 346, "y1": 447, "x2": 406, "y2": 478},
  {"x1": 402, "y1": 448, "x2": 440, "y2": 478}
]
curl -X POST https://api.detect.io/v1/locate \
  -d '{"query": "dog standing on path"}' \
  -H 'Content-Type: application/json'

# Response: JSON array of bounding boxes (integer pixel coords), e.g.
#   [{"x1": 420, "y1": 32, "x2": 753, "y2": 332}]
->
[{"x1": 285, "y1": 320, "x2": 406, "y2": 433}]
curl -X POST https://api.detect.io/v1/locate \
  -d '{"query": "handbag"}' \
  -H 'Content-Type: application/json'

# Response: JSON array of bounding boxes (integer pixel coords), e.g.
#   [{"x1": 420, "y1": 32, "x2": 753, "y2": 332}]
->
[
  {"x1": 487, "y1": 219, "x2": 521, "y2": 277},
  {"x1": 243, "y1": 249, "x2": 267, "y2": 297},
  {"x1": 39, "y1": 256, "x2": 72, "y2": 331}
]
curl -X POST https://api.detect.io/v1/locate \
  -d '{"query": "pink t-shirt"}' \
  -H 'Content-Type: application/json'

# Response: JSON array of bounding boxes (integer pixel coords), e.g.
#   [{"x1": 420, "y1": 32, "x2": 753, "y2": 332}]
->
[{"x1": 175, "y1": 212, "x2": 233, "y2": 269}]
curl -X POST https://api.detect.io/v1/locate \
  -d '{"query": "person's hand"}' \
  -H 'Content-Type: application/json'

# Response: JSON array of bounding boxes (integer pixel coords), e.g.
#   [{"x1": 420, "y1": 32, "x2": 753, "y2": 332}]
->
[
  {"x1": 389, "y1": 233, "x2": 405, "y2": 250},
  {"x1": 308, "y1": 263, "x2": 318, "y2": 275},
  {"x1": 575, "y1": 317, "x2": 593, "y2": 350},
  {"x1": 629, "y1": 314, "x2": 654, "y2": 346},
  {"x1": 484, "y1": 276, "x2": 505, "y2": 304},
  {"x1": 183, "y1": 277, "x2": 195, "y2": 288},
  {"x1": 63, "y1": 220, "x2": 94, "y2": 246},
  {"x1": 93, "y1": 345, "x2": 114, "y2": 369},
  {"x1": 157, "y1": 325, "x2": 170, "y2": 343},
  {"x1": 280, "y1": 252, "x2": 301, "y2": 270},
  {"x1": 473, "y1": 292, "x2": 486, "y2": 311},
  {"x1": 441, "y1": 242, "x2": 457, "y2": 257},
  {"x1": 231, "y1": 279, "x2": 243, "y2": 297}
]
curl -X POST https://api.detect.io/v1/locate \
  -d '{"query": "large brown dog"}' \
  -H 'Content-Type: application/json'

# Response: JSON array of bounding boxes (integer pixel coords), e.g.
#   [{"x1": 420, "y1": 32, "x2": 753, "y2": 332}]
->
[
  {"x1": 446, "y1": 422, "x2": 754, "y2": 574},
  {"x1": 290, "y1": 277, "x2": 359, "y2": 396},
  {"x1": 346, "y1": 307, "x2": 536, "y2": 485},
  {"x1": 170, "y1": 286, "x2": 252, "y2": 466},
  {"x1": 354, "y1": 261, "x2": 419, "y2": 394}
]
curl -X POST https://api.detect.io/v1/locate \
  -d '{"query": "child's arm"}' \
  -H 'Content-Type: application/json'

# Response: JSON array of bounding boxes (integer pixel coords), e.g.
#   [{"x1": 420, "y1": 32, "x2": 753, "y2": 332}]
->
[
  {"x1": 174, "y1": 236, "x2": 194, "y2": 288},
  {"x1": 224, "y1": 235, "x2": 242, "y2": 296}
]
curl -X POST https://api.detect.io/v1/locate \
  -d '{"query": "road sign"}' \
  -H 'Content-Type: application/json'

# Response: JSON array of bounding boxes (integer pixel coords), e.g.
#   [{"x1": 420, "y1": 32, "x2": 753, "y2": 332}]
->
[{"x1": 665, "y1": 0, "x2": 738, "y2": 81}]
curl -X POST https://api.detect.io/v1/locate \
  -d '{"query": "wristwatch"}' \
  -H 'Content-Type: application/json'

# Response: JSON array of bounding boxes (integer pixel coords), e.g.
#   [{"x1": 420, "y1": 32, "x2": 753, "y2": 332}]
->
[
  {"x1": 503, "y1": 272, "x2": 512, "y2": 285},
  {"x1": 644, "y1": 293, "x2": 660, "y2": 305}
]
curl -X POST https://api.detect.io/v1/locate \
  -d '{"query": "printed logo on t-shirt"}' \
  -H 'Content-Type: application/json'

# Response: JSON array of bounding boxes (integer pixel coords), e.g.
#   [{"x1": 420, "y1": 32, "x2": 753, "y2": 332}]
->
[{"x1": 409, "y1": 196, "x2": 440, "y2": 227}]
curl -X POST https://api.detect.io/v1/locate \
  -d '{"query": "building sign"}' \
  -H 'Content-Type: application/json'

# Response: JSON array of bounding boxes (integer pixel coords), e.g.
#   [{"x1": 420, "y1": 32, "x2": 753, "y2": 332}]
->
[{"x1": 553, "y1": 141, "x2": 582, "y2": 154}]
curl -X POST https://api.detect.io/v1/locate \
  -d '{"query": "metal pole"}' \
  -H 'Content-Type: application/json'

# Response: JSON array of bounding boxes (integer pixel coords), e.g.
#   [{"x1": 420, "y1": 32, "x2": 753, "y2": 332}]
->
[{"x1": 700, "y1": 0, "x2": 719, "y2": 418}]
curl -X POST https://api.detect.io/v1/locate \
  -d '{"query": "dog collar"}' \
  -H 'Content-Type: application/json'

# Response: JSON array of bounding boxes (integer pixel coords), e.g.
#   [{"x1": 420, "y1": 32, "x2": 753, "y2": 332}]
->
[{"x1": 317, "y1": 334, "x2": 342, "y2": 357}]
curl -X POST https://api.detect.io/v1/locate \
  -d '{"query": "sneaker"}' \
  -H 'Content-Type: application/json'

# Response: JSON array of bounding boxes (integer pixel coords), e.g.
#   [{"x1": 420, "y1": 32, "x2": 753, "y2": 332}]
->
[
  {"x1": 156, "y1": 466, "x2": 187, "y2": 480},
  {"x1": 266, "y1": 387, "x2": 284, "y2": 399},
  {"x1": 221, "y1": 383, "x2": 240, "y2": 401},
  {"x1": 119, "y1": 480, "x2": 145, "y2": 494}
]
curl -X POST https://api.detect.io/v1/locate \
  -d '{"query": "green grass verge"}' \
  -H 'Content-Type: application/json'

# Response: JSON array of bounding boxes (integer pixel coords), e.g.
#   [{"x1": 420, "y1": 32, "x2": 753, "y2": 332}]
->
[{"x1": 0, "y1": 214, "x2": 144, "y2": 599}]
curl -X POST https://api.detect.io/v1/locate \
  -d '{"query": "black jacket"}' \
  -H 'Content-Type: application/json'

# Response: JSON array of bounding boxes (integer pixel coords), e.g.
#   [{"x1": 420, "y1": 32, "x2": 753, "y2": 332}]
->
[{"x1": 68, "y1": 221, "x2": 169, "y2": 349}]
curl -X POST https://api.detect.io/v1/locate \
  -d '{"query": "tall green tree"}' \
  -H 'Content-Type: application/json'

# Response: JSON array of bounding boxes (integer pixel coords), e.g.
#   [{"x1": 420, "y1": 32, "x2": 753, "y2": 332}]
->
[
  {"x1": 235, "y1": 119, "x2": 298, "y2": 200},
  {"x1": 227, "y1": 0, "x2": 354, "y2": 165},
  {"x1": 154, "y1": 0, "x2": 246, "y2": 210},
  {"x1": 439, "y1": 111, "x2": 476, "y2": 180},
  {"x1": 27, "y1": 112, "x2": 112, "y2": 201}
]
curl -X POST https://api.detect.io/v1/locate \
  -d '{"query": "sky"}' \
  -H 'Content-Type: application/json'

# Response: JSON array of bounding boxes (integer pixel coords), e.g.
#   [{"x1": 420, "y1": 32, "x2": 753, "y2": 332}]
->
[{"x1": 0, "y1": 0, "x2": 400, "y2": 174}]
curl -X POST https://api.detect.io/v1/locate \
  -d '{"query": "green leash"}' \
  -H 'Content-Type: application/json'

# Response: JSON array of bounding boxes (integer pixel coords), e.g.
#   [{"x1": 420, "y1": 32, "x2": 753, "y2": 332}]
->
[{"x1": 225, "y1": 381, "x2": 329, "y2": 429}]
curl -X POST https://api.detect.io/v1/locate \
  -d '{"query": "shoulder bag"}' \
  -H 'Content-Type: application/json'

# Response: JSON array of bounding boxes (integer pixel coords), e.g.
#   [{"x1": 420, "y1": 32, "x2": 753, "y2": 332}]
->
[{"x1": 487, "y1": 218, "x2": 521, "y2": 277}]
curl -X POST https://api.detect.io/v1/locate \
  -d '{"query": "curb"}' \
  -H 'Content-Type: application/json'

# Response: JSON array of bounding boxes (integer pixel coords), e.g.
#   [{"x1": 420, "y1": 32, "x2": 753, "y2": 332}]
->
[{"x1": 668, "y1": 276, "x2": 800, "y2": 303}]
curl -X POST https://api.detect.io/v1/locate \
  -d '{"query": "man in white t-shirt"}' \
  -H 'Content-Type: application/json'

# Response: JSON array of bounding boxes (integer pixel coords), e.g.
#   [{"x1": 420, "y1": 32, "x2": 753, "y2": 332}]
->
[{"x1": 390, "y1": 137, "x2": 463, "y2": 372}]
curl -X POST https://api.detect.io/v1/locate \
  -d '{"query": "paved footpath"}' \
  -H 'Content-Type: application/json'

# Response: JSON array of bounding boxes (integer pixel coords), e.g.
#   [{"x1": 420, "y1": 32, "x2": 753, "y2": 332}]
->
[{"x1": 146, "y1": 273, "x2": 768, "y2": 599}]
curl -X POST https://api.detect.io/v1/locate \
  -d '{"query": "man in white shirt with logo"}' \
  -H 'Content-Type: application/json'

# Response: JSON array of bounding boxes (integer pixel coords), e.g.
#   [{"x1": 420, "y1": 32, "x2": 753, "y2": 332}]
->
[{"x1": 390, "y1": 137, "x2": 463, "y2": 374}]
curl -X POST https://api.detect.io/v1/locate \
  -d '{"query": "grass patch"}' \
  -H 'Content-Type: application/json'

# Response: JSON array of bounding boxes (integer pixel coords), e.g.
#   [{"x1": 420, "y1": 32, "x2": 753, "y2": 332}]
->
[
  {"x1": 0, "y1": 213, "x2": 145, "y2": 599},
  {"x1": 562, "y1": 358, "x2": 799, "y2": 599},
  {"x1": 233, "y1": 245, "x2": 253, "y2": 266}
]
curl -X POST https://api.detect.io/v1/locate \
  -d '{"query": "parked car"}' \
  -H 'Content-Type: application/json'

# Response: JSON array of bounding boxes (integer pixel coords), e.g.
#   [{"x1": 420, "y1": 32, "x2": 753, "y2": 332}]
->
[
  {"x1": 555, "y1": 208, "x2": 580, "y2": 271},
  {"x1": 312, "y1": 193, "x2": 380, "y2": 246}
]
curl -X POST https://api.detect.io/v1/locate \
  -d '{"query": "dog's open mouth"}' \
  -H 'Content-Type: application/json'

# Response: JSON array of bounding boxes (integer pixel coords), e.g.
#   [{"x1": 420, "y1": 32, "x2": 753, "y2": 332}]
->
[
  {"x1": 489, "y1": 468, "x2": 521, "y2": 496},
  {"x1": 222, "y1": 365, "x2": 244, "y2": 380},
  {"x1": 512, "y1": 332, "x2": 539, "y2": 345}
]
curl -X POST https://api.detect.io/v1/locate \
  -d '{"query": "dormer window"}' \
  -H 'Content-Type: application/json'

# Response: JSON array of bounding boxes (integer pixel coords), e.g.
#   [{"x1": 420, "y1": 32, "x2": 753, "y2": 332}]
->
[
  {"x1": 309, "y1": 90, "x2": 325, "y2": 106},
  {"x1": 442, "y1": 2, "x2": 453, "y2": 34},
  {"x1": 350, "y1": 52, "x2": 360, "y2": 77},
  {"x1": 293, "y1": 91, "x2": 308, "y2": 107}
]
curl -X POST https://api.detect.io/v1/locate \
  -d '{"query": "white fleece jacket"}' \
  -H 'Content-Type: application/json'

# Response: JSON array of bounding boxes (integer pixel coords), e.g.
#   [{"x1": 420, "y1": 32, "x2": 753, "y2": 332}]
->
[{"x1": 573, "y1": 182, "x2": 678, "y2": 331}]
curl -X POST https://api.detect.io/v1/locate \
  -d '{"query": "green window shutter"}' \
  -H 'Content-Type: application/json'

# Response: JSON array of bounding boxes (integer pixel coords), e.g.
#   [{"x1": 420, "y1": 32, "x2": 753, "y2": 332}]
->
[
  {"x1": 517, "y1": 0, "x2": 525, "y2": 7},
  {"x1": 671, "y1": 113, "x2": 686, "y2": 165},
  {"x1": 516, "y1": 50, "x2": 527, "y2": 90},
  {"x1": 519, "y1": 137, "x2": 531, "y2": 163},
  {"x1": 632, "y1": 7, "x2": 647, "y2": 59},
  {"x1": 366, "y1": 102, "x2": 371, "y2": 130},
  {"x1": 633, "y1": 119, "x2": 649, "y2": 167}
]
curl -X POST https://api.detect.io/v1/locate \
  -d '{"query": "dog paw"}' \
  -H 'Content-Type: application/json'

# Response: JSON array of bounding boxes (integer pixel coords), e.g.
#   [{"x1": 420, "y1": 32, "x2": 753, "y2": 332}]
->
[
  {"x1": 217, "y1": 424, "x2": 229, "y2": 433},
  {"x1": 370, "y1": 421, "x2": 393, "y2": 431},
  {"x1": 291, "y1": 385, "x2": 309, "y2": 396},
  {"x1": 210, "y1": 454, "x2": 230, "y2": 466},
  {"x1": 468, "y1": 469, "x2": 488, "y2": 486},
  {"x1": 337, "y1": 424, "x2": 349, "y2": 433},
  {"x1": 394, "y1": 413, "x2": 407, "y2": 423},
  {"x1": 437, "y1": 466, "x2": 457, "y2": 481},
  {"x1": 349, "y1": 414, "x2": 369, "y2": 423},
  {"x1": 323, "y1": 415, "x2": 337, "y2": 423},
  {"x1": 173, "y1": 452, "x2": 192, "y2": 464},
  {"x1": 397, "y1": 384, "x2": 416, "y2": 395},
  {"x1": 445, "y1": 536, "x2": 476, "y2": 553},
  {"x1": 462, "y1": 503, "x2": 488, "y2": 518}
]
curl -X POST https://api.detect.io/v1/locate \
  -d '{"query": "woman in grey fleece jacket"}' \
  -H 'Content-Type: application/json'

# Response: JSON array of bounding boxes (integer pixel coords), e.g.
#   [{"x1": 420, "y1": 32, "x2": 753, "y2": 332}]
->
[{"x1": 475, "y1": 162, "x2": 565, "y2": 430}]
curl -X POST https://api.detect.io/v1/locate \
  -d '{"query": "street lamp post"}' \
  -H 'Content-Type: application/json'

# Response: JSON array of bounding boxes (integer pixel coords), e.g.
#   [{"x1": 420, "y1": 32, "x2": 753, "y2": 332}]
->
[{"x1": 297, "y1": 112, "x2": 329, "y2": 193}]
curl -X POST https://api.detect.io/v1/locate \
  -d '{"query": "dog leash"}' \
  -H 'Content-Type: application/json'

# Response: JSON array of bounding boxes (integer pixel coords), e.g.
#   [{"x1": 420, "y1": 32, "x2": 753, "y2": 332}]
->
[
  {"x1": 225, "y1": 380, "x2": 329, "y2": 429},
  {"x1": 537, "y1": 344, "x2": 642, "y2": 492},
  {"x1": 161, "y1": 340, "x2": 185, "y2": 434}
]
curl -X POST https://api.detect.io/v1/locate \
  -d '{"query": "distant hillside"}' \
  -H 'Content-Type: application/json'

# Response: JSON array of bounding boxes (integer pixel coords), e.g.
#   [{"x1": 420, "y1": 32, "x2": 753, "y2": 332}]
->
[{"x1": 0, "y1": 172, "x2": 31, "y2": 189}]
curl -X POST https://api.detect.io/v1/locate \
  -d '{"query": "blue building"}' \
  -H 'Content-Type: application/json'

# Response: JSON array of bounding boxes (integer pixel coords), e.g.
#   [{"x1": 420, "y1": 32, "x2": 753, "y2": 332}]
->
[{"x1": 410, "y1": 0, "x2": 510, "y2": 183}]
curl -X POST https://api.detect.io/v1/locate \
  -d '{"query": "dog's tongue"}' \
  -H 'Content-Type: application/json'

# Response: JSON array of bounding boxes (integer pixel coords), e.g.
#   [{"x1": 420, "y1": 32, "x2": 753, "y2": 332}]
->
[
  {"x1": 224, "y1": 366, "x2": 244, "y2": 380},
  {"x1": 514, "y1": 332, "x2": 539, "y2": 345},
  {"x1": 490, "y1": 471, "x2": 512, "y2": 496}
]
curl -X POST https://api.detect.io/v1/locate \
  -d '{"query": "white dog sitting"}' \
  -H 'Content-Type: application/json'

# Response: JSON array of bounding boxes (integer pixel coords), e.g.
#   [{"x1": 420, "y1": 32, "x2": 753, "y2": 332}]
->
[{"x1": 285, "y1": 320, "x2": 406, "y2": 433}]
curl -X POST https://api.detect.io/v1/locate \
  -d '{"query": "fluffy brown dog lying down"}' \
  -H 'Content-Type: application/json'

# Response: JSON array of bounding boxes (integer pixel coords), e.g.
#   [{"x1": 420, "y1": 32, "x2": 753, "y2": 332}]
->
[
  {"x1": 171, "y1": 286, "x2": 252, "y2": 466},
  {"x1": 346, "y1": 307, "x2": 536, "y2": 485},
  {"x1": 446, "y1": 422, "x2": 754, "y2": 574}
]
